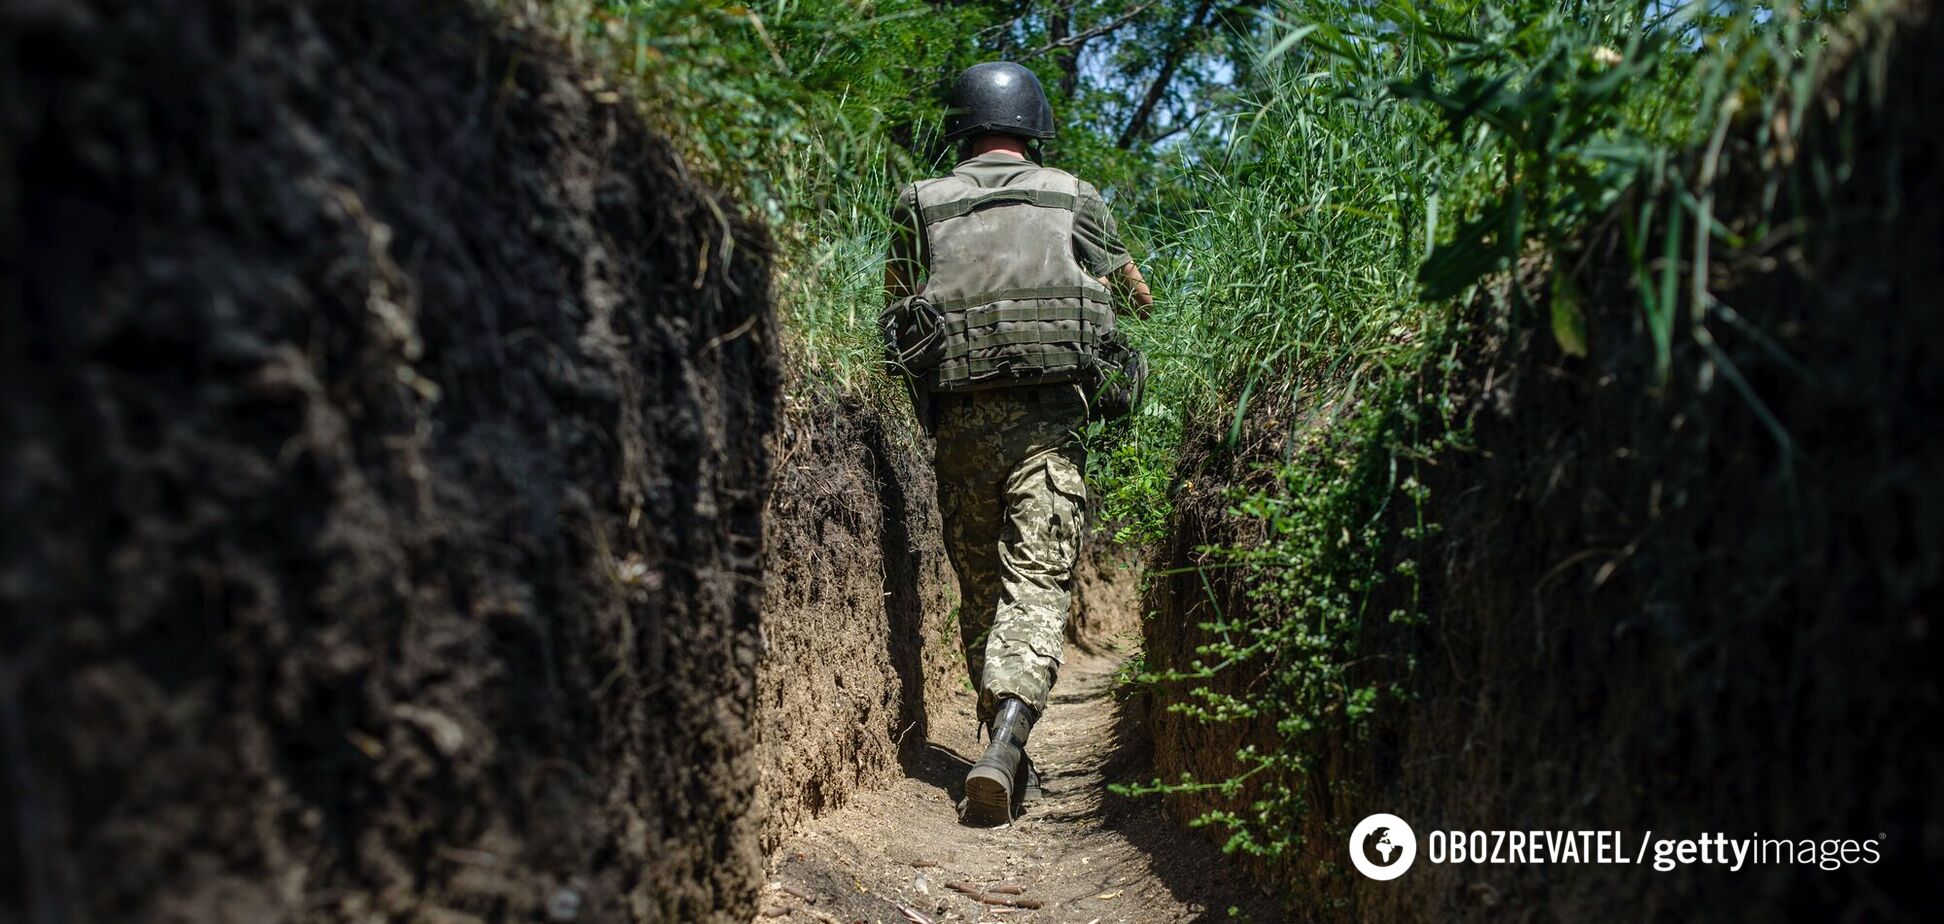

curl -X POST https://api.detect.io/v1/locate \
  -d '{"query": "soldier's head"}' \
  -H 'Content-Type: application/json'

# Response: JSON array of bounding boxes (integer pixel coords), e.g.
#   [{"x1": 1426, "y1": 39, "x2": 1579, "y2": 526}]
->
[{"x1": 944, "y1": 62, "x2": 1054, "y2": 161}]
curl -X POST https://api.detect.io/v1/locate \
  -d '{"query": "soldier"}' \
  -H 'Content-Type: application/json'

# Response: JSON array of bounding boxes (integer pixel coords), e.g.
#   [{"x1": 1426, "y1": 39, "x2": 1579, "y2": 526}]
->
[{"x1": 882, "y1": 61, "x2": 1153, "y2": 826}]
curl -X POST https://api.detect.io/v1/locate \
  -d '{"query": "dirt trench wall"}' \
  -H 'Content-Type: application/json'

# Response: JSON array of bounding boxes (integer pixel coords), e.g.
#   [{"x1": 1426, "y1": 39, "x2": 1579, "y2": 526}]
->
[
  {"x1": 1067, "y1": 528, "x2": 1146, "y2": 650},
  {"x1": 754, "y1": 385, "x2": 959, "y2": 851},
  {"x1": 754, "y1": 380, "x2": 1146, "y2": 850},
  {"x1": 1146, "y1": 3, "x2": 1941, "y2": 919},
  {"x1": 0, "y1": 2, "x2": 775, "y2": 922}
]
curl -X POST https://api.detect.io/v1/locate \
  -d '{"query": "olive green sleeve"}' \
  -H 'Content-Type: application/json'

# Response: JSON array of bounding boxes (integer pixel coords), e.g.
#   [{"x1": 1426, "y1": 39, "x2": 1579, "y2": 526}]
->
[
  {"x1": 887, "y1": 182, "x2": 924, "y2": 282},
  {"x1": 1073, "y1": 182, "x2": 1133, "y2": 278}
]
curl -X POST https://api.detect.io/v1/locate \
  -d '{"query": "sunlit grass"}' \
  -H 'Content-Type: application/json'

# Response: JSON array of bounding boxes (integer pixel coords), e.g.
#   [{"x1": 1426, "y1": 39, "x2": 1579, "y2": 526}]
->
[{"x1": 541, "y1": 0, "x2": 1877, "y2": 872}]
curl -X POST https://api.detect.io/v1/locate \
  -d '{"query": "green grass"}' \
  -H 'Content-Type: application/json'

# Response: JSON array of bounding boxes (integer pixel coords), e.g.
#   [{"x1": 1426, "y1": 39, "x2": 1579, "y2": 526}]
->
[
  {"x1": 1087, "y1": 29, "x2": 1449, "y2": 539},
  {"x1": 556, "y1": 0, "x2": 1871, "y2": 870},
  {"x1": 1101, "y1": 0, "x2": 1873, "y2": 864}
]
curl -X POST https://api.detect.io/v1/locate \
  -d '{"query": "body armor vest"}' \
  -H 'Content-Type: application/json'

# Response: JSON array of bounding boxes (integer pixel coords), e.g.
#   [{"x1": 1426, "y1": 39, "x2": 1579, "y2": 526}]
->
[{"x1": 913, "y1": 168, "x2": 1115, "y2": 393}]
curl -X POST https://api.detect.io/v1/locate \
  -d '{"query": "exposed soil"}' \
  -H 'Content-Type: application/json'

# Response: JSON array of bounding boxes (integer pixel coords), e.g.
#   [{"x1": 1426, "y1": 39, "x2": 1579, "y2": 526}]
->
[
  {"x1": 1066, "y1": 529, "x2": 1147, "y2": 651},
  {"x1": 10, "y1": 0, "x2": 1931, "y2": 921},
  {"x1": 1, "y1": 2, "x2": 773, "y2": 922},
  {"x1": 750, "y1": 387, "x2": 1236, "y2": 923},
  {"x1": 0, "y1": 2, "x2": 1253, "y2": 921},
  {"x1": 1145, "y1": 1, "x2": 1941, "y2": 919},
  {"x1": 755, "y1": 383, "x2": 960, "y2": 852},
  {"x1": 758, "y1": 646, "x2": 1284, "y2": 924}
]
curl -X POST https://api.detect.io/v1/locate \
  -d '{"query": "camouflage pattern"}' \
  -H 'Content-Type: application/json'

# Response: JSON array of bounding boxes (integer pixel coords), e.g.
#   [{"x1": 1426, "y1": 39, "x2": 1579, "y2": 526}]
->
[{"x1": 933, "y1": 383, "x2": 1088, "y2": 719}]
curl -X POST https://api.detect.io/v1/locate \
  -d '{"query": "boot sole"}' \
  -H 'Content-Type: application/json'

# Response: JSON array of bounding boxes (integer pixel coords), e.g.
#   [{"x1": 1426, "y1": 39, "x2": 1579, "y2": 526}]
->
[{"x1": 962, "y1": 766, "x2": 1015, "y2": 825}]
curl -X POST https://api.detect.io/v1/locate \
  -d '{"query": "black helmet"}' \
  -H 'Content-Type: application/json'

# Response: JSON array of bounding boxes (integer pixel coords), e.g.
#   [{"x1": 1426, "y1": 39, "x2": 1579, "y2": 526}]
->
[{"x1": 943, "y1": 62, "x2": 1055, "y2": 142}]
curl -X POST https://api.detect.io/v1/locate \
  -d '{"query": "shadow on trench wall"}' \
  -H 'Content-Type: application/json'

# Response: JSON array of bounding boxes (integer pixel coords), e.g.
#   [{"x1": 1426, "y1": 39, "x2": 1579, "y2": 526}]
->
[
  {"x1": 0, "y1": 1, "x2": 777, "y2": 922},
  {"x1": 754, "y1": 385, "x2": 960, "y2": 852}
]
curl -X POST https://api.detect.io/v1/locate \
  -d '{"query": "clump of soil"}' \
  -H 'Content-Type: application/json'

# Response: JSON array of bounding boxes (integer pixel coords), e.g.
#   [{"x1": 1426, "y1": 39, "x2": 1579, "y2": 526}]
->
[
  {"x1": 1146, "y1": 1, "x2": 1941, "y2": 919},
  {"x1": 0, "y1": 2, "x2": 774, "y2": 922}
]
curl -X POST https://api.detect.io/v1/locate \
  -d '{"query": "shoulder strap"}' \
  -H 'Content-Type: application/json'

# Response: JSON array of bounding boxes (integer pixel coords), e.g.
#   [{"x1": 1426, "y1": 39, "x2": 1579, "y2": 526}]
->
[
  {"x1": 919, "y1": 187, "x2": 1078, "y2": 225},
  {"x1": 911, "y1": 175, "x2": 964, "y2": 214},
  {"x1": 915, "y1": 171, "x2": 1081, "y2": 228}
]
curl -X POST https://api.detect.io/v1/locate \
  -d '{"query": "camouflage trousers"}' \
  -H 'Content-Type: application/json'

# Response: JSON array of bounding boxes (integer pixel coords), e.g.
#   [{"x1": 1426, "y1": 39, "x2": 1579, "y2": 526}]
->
[{"x1": 932, "y1": 383, "x2": 1088, "y2": 720}]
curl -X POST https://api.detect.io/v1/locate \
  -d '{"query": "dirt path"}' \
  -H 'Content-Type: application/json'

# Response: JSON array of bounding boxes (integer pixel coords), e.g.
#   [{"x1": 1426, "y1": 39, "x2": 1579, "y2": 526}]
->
[{"x1": 757, "y1": 645, "x2": 1282, "y2": 924}]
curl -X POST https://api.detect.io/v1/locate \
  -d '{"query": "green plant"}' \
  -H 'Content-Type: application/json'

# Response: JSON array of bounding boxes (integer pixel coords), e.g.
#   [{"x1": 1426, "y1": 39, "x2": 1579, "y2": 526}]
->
[
  {"x1": 1107, "y1": 0, "x2": 1856, "y2": 865},
  {"x1": 550, "y1": 0, "x2": 1866, "y2": 871},
  {"x1": 1115, "y1": 367, "x2": 1459, "y2": 856}
]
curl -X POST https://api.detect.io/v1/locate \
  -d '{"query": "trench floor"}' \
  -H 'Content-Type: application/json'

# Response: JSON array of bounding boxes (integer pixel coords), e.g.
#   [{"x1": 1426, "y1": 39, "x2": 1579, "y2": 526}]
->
[{"x1": 758, "y1": 645, "x2": 1284, "y2": 924}]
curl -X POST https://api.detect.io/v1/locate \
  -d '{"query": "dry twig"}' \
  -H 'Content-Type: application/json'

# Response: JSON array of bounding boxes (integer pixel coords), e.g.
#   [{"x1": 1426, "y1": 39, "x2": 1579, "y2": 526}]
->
[
  {"x1": 943, "y1": 881, "x2": 1042, "y2": 909},
  {"x1": 1021, "y1": 1, "x2": 1160, "y2": 59}
]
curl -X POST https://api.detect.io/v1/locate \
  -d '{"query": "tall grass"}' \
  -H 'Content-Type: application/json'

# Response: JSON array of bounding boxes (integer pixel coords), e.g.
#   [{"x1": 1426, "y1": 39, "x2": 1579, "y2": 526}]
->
[
  {"x1": 510, "y1": 0, "x2": 983, "y2": 398},
  {"x1": 1093, "y1": 0, "x2": 1859, "y2": 529},
  {"x1": 537, "y1": 0, "x2": 1871, "y2": 861},
  {"x1": 1089, "y1": 37, "x2": 1449, "y2": 539},
  {"x1": 1109, "y1": 0, "x2": 1877, "y2": 866}
]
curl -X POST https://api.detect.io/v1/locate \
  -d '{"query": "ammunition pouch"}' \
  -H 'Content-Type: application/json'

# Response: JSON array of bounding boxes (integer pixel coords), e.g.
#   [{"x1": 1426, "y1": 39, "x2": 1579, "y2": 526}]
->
[
  {"x1": 880, "y1": 294, "x2": 946, "y2": 377},
  {"x1": 1085, "y1": 330, "x2": 1147, "y2": 421}
]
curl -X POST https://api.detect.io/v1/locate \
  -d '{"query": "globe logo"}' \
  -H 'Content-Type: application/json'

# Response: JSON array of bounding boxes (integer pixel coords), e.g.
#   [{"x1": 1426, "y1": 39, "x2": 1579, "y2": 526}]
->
[
  {"x1": 1364, "y1": 827, "x2": 1401, "y2": 866},
  {"x1": 1349, "y1": 813, "x2": 1416, "y2": 880}
]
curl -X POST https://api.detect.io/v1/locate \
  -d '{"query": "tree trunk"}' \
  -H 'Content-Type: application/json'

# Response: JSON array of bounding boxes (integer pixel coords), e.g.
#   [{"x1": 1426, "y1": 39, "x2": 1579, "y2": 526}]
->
[
  {"x1": 1116, "y1": 0, "x2": 1215, "y2": 149},
  {"x1": 1051, "y1": 2, "x2": 1081, "y2": 98}
]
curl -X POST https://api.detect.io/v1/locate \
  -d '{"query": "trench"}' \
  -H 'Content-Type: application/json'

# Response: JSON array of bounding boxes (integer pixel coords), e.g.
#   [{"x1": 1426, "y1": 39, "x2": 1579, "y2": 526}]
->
[
  {"x1": 749, "y1": 388, "x2": 1281, "y2": 923},
  {"x1": 4, "y1": 1, "x2": 1937, "y2": 922},
  {"x1": 760, "y1": 647, "x2": 1279, "y2": 924},
  {"x1": 4, "y1": 1, "x2": 1265, "y2": 919}
]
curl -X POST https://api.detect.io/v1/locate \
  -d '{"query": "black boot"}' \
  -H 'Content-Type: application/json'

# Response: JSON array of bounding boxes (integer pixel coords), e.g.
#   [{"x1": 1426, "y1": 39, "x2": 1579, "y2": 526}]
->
[
  {"x1": 1017, "y1": 753, "x2": 1044, "y2": 807},
  {"x1": 963, "y1": 698, "x2": 1035, "y2": 825}
]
